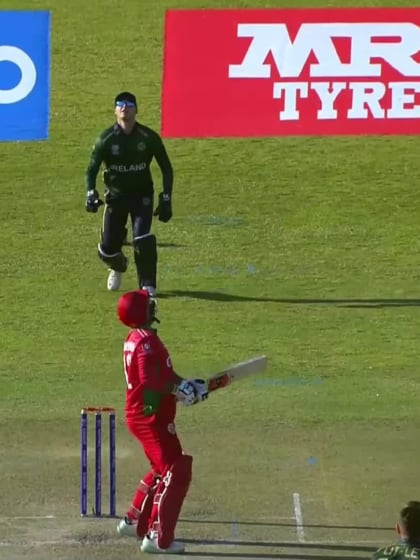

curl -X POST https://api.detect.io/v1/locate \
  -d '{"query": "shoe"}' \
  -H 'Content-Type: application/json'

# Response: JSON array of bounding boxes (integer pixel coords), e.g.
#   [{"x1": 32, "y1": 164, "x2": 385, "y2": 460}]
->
[
  {"x1": 140, "y1": 534, "x2": 185, "y2": 554},
  {"x1": 107, "y1": 269, "x2": 122, "y2": 291},
  {"x1": 142, "y1": 285, "x2": 156, "y2": 298},
  {"x1": 117, "y1": 517, "x2": 138, "y2": 538}
]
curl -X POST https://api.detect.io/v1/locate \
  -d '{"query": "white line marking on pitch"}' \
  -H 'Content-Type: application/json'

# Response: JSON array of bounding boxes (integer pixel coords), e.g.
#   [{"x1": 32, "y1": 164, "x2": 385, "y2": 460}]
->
[
  {"x1": 0, "y1": 515, "x2": 56, "y2": 520},
  {"x1": 293, "y1": 492, "x2": 305, "y2": 543}
]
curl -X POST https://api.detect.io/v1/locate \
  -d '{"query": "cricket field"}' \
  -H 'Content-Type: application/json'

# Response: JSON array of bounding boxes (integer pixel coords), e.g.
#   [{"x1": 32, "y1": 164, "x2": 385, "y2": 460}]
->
[{"x1": 1, "y1": 0, "x2": 419, "y2": 558}]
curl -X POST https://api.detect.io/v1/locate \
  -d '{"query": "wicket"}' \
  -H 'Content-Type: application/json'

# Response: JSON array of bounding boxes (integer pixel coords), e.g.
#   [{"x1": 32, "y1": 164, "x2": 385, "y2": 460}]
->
[{"x1": 80, "y1": 406, "x2": 117, "y2": 517}]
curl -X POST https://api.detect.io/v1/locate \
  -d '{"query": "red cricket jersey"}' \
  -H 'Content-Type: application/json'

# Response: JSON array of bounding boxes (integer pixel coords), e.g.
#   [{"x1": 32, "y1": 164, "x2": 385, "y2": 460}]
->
[{"x1": 123, "y1": 328, "x2": 179, "y2": 425}]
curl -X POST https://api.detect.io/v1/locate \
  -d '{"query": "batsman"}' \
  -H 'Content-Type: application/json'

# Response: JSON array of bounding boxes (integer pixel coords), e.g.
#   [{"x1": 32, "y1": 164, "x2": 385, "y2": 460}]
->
[
  {"x1": 116, "y1": 289, "x2": 208, "y2": 554},
  {"x1": 85, "y1": 91, "x2": 174, "y2": 297}
]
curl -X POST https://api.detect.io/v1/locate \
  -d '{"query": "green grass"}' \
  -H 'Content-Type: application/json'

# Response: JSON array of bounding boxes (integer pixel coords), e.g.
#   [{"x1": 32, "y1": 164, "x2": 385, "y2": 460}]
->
[{"x1": 1, "y1": 0, "x2": 420, "y2": 558}]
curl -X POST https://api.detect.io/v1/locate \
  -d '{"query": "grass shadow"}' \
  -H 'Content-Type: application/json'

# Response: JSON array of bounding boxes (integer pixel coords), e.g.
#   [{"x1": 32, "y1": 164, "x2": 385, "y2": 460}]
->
[
  {"x1": 123, "y1": 241, "x2": 186, "y2": 248},
  {"x1": 182, "y1": 537, "x2": 376, "y2": 552},
  {"x1": 180, "y1": 519, "x2": 393, "y2": 531},
  {"x1": 182, "y1": 552, "x2": 368, "y2": 560},
  {"x1": 158, "y1": 242, "x2": 187, "y2": 248},
  {"x1": 181, "y1": 553, "x2": 371, "y2": 559},
  {"x1": 161, "y1": 290, "x2": 420, "y2": 307}
]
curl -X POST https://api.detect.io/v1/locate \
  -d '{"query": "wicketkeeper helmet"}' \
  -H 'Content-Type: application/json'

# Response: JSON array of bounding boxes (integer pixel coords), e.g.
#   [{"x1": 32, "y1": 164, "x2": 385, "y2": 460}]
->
[{"x1": 117, "y1": 289, "x2": 152, "y2": 327}]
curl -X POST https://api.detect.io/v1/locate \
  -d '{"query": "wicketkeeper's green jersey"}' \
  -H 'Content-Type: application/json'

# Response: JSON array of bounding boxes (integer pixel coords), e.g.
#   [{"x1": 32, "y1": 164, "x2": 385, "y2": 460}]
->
[
  {"x1": 373, "y1": 542, "x2": 420, "y2": 559},
  {"x1": 85, "y1": 122, "x2": 173, "y2": 198}
]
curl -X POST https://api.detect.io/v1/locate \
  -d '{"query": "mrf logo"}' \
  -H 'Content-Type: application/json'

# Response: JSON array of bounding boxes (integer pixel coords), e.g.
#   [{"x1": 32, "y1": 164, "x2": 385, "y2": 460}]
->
[
  {"x1": 162, "y1": 8, "x2": 420, "y2": 137},
  {"x1": 229, "y1": 22, "x2": 420, "y2": 122}
]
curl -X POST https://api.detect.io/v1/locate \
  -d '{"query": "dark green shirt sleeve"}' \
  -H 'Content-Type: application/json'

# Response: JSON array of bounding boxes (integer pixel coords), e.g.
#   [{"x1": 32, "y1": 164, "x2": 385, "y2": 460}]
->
[
  {"x1": 142, "y1": 378, "x2": 179, "y2": 416},
  {"x1": 142, "y1": 389, "x2": 163, "y2": 416},
  {"x1": 85, "y1": 136, "x2": 106, "y2": 192},
  {"x1": 153, "y1": 136, "x2": 173, "y2": 197}
]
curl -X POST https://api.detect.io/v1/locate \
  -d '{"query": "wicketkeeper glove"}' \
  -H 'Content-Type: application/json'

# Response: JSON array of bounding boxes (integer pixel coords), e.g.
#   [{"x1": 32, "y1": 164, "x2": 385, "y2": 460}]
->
[
  {"x1": 153, "y1": 192, "x2": 172, "y2": 223},
  {"x1": 85, "y1": 189, "x2": 104, "y2": 213}
]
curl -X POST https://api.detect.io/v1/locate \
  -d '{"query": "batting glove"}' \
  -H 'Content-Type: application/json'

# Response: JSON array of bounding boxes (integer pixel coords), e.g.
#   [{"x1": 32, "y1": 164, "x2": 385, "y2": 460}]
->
[
  {"x1": 175, "y1": 380, "x2": 197, "y2": 406},
  {"x1": 191, "y1": 379, "x2": 209, "y2": 402}
]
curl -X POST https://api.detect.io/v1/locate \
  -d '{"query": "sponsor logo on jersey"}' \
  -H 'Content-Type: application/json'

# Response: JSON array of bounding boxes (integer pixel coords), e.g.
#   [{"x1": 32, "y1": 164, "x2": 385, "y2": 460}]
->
[{"x1": 109, "y1": 163, "x2": 147, "y2": 172}]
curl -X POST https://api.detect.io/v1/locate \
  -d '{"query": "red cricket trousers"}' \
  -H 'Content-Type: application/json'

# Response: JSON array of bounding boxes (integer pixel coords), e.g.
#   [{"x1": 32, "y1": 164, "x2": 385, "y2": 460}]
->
[{"x1": 126, "y1": 420, "x2": 192, "y2": 548}]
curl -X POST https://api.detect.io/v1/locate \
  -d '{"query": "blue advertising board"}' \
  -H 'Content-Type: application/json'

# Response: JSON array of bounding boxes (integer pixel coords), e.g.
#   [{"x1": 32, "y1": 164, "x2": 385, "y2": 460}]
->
[{"x1": 0, "y1": 11, "x2": 50, "y2": 141}]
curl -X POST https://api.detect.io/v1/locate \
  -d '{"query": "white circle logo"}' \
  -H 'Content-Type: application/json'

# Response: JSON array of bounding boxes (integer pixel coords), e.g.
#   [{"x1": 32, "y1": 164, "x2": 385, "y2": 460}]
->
[{"x1": 0, "y1": 45, "x2": 37, "y2": 104}]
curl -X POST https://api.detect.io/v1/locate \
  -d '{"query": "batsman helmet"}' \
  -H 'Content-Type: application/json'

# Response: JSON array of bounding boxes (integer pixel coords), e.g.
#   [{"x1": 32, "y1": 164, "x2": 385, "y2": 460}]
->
[{"x1": 117, "y1": 289, "x2": 156, "y2": 328}]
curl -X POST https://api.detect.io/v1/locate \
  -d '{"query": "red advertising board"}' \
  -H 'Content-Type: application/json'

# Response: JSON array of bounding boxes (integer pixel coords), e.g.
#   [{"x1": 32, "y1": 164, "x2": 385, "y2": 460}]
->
[{"x1": 162, "y1": 8, "x2": 420, "y2": 137}]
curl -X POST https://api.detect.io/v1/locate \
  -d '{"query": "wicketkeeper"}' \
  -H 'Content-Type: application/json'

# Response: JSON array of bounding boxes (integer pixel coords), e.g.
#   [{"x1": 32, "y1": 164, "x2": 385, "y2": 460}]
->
[
  {"x1": 116, "y1": 289, "x2": 208, "y2": 554},
  {"x1": 372, "y1": 501, "x2": 420, "y2": 559},
  {"x1": 85, "y1": 91, "x2": 174, "y2": 297}
]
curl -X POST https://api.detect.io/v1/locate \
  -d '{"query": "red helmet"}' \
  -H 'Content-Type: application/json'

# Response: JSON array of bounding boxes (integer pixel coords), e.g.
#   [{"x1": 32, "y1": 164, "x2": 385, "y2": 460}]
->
[{"x1": 117, "y1": 290, "x2": 151, "y2": 327}]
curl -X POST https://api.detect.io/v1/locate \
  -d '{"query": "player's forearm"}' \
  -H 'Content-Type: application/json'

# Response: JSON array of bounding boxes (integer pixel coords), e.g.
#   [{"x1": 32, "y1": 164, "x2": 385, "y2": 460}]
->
[
  {"x1": 155, "y1": 146, "x2": 174, "y2": 196},
  {"x1": 85, "y1": 159, "x2": 102, "y2": 192},
  {"x1": 161, "y1": 165, "x2": 173, "y2": 196},
  {"x1": 85, "y1": 140, "x2": 105, "y2": 192}
]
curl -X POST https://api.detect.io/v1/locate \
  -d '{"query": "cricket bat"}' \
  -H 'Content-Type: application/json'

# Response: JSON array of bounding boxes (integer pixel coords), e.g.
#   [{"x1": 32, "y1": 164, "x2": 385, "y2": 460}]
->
[{"x1": 206, "y1": 356, "x2": 267, "y2": 393}]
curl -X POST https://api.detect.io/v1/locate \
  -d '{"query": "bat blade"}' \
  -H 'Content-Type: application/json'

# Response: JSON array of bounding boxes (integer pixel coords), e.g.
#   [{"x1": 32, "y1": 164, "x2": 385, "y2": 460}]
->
[{"x1": 207, "y1": 356, "x2": 267, "y2": 392}]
